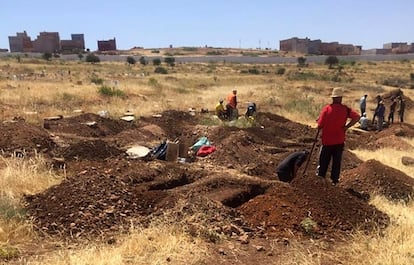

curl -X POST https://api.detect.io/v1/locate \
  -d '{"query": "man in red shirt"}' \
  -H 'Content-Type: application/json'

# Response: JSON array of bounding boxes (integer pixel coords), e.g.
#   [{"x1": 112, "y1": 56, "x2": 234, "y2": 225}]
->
[
  {"x1": 317, "y1": 87, "x2": 360, "y2": 185},
  {"x1": 226, "y1": 89, "x2": 238, "y2": 120}
]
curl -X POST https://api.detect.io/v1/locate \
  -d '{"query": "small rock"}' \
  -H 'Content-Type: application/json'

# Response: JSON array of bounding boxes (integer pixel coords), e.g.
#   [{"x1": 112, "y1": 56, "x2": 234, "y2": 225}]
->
[
  {"x1": 402, "y1": 156, "x2": 414, "y2": 166},
  {"x1": 218, "y1": 248, "x2": 226, "y2": 255},
  {"x1": 238, "y1": 234, "x2": 249, "y2": 244},
  {"x1": 255, "y1": 245, "x2": 265, "y2": 252}
]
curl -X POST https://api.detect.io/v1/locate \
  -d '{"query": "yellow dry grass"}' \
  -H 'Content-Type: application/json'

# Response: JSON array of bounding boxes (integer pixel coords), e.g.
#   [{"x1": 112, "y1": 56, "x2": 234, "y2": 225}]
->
[
  {"x1": 0, "y1": 154, "x2": 62, "y2": 245},
  {"x1": 24, "y1": 225, "x2": 207, "y2": 265}
]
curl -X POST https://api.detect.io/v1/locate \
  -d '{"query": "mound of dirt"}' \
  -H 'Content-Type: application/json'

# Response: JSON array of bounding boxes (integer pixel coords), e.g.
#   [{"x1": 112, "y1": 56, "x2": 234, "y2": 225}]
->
[
  {"x1": 239, "y1": 176, "x2": 389, "y2": 238},
  {"x1": 23, "y1": 110, "x2": 404, "y2": 241},
  {"x1": 0, "y1": 120, "x2": 55, "y2": 154},
  {"x1": 25, "y1": 160, "x2": 173, "y2": 237},
  {"x1": 45, "y1": 113, "x2": 133, "y2": 137},
  {"x1": 340, "y1": 159, "x2": 414, "y2": 202},
  {"x1": 108, "y1": 124, "x2": 166, "y2": 148},
  {"x1": 61, "y1": 139, "x2": 123, "y2": 161},
  {"x1": 140, "y1": 110, "x2": 199, "y2": 139}
]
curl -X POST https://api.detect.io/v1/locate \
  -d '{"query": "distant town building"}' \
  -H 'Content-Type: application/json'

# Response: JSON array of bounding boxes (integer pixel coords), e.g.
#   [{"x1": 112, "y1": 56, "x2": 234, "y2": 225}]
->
[
  {"x1": 279, "y1": 37, "x2": 322, "y2": 54},
  {"x1": 280, "y1": 37, "x2": 361, "y2": 55},
  {"x1": 97, "y1": 38, "x2": 117, "y2": 51},
  {"x1": 383, "y1": 42, "x2": 414, "y2": 54},
  {"x1": 32, "y1": 32, "x2": 60, "y2": 53},
  {"x1": 61, "y1": 34, "x2": 85, "y2": 53},
  {"x1": 8, "y1": 31, "x2": 33, "y2": 52}
]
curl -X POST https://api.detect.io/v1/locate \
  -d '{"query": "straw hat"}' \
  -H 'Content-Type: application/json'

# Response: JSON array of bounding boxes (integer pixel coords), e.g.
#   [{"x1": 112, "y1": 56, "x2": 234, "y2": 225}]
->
[{"x1": 331, "y1": 87, "x2": 344, "y2": 98}]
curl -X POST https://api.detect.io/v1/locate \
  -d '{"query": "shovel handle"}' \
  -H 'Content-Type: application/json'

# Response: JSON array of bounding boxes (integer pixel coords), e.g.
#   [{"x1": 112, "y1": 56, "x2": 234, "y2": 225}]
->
[{"x1": 302, "y1": 129, "x2": 320, "y2": 176}]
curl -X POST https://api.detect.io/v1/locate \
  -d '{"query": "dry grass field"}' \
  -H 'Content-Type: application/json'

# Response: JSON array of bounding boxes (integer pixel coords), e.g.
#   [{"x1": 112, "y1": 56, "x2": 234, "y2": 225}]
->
[{"x1": 0, "y1": 53, "x2": 413, "y2": 264}]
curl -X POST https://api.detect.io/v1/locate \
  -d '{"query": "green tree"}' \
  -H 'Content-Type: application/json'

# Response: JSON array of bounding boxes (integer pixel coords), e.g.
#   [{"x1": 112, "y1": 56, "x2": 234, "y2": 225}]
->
[
  {"x1": 139, "y1": 56, "x2": 147, "y2": 65},
  {"x1": 85, "y1": 53, "x2": 100, "y2": 63},
  {"x1": 78, "y1": 53, "x2": 84, "y2": 61},
  {"x1": 126, "y1": 56, "x2": 136, "y2": 65},
  {"x1": 164, "y1": 56, "x2": 175, "y2": 67},
  {"x1": 325, "y1": 56, "x2": 339, "y2": 69},
  {"x1": 152, "y1": 58, "x2": 161, "y2": 66},
  {"x1": 42, "y1": 52, "x2": 52, "y2": 61},
  {"x1": 297, "y1": 56, "x2": 307, "y2": 67}
]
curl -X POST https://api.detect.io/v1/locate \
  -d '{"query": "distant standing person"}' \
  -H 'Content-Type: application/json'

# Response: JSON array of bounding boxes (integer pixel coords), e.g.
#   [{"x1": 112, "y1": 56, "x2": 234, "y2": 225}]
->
[
  {"x1": 375, "y1": 101, "x2": 385, "y2": 131},
  {"x1": 359, "y1": 94, "x2": 367, "y2": 116},
  {"x1": 372, "y1": 94, "x2": 382, "y2": 123},
  {"x1": 226, "y1": 89, "x2": 238, "y2": 120},
  {"x1": 388, "y1": 98, "x2": 397, "y2": 124},
  {"x1": 316, "y1": 87, "x2": 360, "y2": 185},
  {"x1": 398, "y1": 97, "x2": 405, "y2": 123},
  {"x1": 276, "y1": 150, "x2": 309, "y2": 182}
]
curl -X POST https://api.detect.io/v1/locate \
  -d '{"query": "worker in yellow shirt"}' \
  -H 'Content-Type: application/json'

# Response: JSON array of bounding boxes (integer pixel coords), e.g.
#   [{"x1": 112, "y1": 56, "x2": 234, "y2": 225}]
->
[{"x1": 215, "y1": 99, "x2": 226, "y2": 120}]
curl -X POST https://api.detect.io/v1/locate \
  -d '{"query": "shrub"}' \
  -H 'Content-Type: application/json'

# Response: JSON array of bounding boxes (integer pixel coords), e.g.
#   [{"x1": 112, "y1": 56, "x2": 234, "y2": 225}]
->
[
  {"x1": 98, "y1": 86, "x2": 126, "y2": 98},
  {"x1": 276, "y1": 67, "x2": 286, "y2": 75},
  {"x1": 287, "y1": 71, "x2": 319, "y2": 81},
  {"x1": 325, "y1": 56, "x2": 339, "y2": 69},
  {"x1": 90, "y1": 76, "x2": 104, "y2": 85},
  {"x1": 248, "y1": 68, "x2": 260, "y2": 74},
  {"x1": 183, "y1": 47, "x2": 198, "y2": 51},
  {"x1": 126, "y1": 56, "x2": 136, "y2": 65},
  {"x1": 154, "y1": 66, "x2": 168, "y2": 74},
  {"x1": 410, "y1": 73, "x2": 414, "y2": 81},
  {"x1": 151, "y1": 50, "x2": 160, "y2": 53},
  {"x1": 152, "y1": 58, "x2": 161, "y2": 66},
  {"x1": 148, "y1": 78, "x2": 159, "y2": 87},
  {"x1": 85, "y1": 53, "x2": 100, "y2": 63},
  {"x1": 297, "y1": 57, "x2": 307, "y2": 67},
  {"x1": 42, "y1": 52, "x2": 52, "y2": 61},
  {"x1": 139, "y1": 56, "x2": 147, "y2": 65},
  {"x1": 206, "y1": 50, "x2": 223, "y2": 55},
  {"x1": 164, "y1": 57, "x2": 175, "y2": 67}
]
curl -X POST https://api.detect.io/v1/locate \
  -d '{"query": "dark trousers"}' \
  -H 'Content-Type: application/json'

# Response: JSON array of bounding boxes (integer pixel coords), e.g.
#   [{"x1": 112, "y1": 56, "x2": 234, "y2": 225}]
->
[
  {"x1": 317, "y1": 143, "x2": 344, "y2": 184},
  {"x1": 360, "y1": 107, "x2": 365, "y2": 116},
  {"x1": 388, "y1": 111, "x2": 394, "y2": 123}
]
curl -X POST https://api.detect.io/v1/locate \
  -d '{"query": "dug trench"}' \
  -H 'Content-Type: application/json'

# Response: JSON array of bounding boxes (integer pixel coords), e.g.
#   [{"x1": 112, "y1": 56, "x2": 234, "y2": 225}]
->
[{"x1": 0, "y1": 110, "x2": 411, "y2": 243}]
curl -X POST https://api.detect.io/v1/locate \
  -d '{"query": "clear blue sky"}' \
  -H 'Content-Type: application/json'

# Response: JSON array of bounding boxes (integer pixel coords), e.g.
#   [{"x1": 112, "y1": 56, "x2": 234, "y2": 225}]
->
[{"x1": 1, "y1": 0, "x2": 413, "y2": 51}]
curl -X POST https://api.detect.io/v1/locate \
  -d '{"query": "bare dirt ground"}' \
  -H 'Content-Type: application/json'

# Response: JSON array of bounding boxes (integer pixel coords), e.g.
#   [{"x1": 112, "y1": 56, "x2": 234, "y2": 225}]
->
[{"x1": 1, "y1": 107, "x2": 414, "y2": 264}]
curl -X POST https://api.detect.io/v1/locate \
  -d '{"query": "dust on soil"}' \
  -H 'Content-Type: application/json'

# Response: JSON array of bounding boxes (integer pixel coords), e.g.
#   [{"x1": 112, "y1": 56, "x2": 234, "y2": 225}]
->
[{"x1": 1, "y1": 109, "x2": 413, "y2": 264}]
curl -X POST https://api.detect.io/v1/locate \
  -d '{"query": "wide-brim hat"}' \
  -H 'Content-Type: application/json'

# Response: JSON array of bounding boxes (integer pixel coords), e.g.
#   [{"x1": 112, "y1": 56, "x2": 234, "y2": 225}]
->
[{"x1": 331, "y1": 87, "x2": 344, "y2": 98}]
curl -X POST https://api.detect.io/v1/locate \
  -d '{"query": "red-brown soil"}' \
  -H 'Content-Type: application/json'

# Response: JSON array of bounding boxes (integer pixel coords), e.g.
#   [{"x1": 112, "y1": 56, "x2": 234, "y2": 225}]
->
[
  {"x1": 341, "y1": 159, "x2": 414, "y2": 202},
  {"x1": 1, "y1": 108, "x2": 413, "y2": 262}
]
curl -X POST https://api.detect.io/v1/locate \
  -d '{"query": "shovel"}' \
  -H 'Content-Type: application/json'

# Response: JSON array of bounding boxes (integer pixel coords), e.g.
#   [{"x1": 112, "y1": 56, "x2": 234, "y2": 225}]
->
[{"x1": 302, "y1": 129, "x2": 320, "y2": 177}]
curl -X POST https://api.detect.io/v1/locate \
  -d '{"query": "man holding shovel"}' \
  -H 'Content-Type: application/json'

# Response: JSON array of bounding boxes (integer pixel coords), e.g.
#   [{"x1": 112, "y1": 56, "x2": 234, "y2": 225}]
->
[{"x1": 316, "y1": 87, "x2": 360, "y2": 185}]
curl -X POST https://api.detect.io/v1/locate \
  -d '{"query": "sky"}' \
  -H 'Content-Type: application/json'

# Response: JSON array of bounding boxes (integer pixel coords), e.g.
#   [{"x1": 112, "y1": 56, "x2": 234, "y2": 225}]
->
[{"x1": 1, "y1": 0, "x2": 413, "y2": 51}]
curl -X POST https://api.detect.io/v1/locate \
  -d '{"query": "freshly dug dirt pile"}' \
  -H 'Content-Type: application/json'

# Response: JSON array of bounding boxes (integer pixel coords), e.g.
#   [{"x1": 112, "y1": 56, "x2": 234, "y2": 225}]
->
[
  {"x1": 140, "y1": 110, "x2": 200, "y2": 140},
  {"x1": 45, "y1": 113, "x2": 133, "y2": 137},
  {"x1": 0, "y1": 120, "x2": 56, "y2": 154},
  {"x1": 20, "y1": 109, "x2": 411, "y2": 241},
  {"x1": 350, "y1": 123, "x2": 414, "y2": 151},
  {"x1": 341, "y1": 159, "x2": 414, "y2": 202},
  {"x1": 239, "y1": 176, "x2": 389, "y2": 239},
  {"x1": 25, "y1": 159, "x2": 173, "y2": 237},
  {"x1": 61, "y1": 139, "x2": 124, "y2": 161}
]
